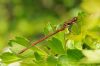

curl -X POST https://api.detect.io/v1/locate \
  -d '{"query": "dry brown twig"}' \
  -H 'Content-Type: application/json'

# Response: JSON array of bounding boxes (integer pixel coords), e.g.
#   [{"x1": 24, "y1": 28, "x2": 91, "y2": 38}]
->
[{"x1": 18, "y1": 17, "x2": 77, "y2": 54}]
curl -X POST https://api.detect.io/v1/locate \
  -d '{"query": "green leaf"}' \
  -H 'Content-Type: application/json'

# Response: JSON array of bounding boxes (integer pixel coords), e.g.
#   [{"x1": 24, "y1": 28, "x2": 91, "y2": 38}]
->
[
  {"x1": 8, "y1": 40, "x2": 16, "y2": 47},
  {"x1": 66, "y1": 40, "x2": 82, "y2": 50},
  {"x1": 8, "y1": 37, "x2": 30, "y2": 47},
  {"x1": 89, "y1": 26, "x2": 100, "y2": 40},
  {"x1": 44, "y1": 27, "x2": 49, "y2": 35},
  {"x1": 44, "y1": 23, "x2": 53, "y2": 35},
  {"x1": 74, "y1": 41, "x2": 82, "y2": 50},
  {"x1": 58, "y1": 55, "x2": 70, "y2": 66},
  {"x1": 58, "y1": 55, "x2": 78, "y2": 66},
  {"x1": 67, "y1": 49, "x2": 85, "y2": 61},
  {"x1": 15, "y1": 37, "x2": 30, "y2": 46},
  {"x1": 0, "y1": 52, "x2": 20, "y2": 63},
  {"x1": 83, "y1": 35, "x2": 97, "y2": 49},
  {"x1": 54, "y1": 27, "x2": 65, "y2": 46},
  {"x1": 82, "y1": 43, "x2": 92, "y2": 49},
  {"x1": 48, "y1": 37, "x2": 65, "y2": 54},
  {"x1": 8, "y1": 37, "x2": 46, "y2": 58},
  {"x1": 9, "y1": 41, "x2": 34, "y2": 57},
  {"x1": 8, "y1": 38, "x2": 34, "y2": 57},
  {"x1": 47, "y1": 56, "x2": 57, "y2": 66},
  {"x1": 20, "y1": 58, "x2": 38, "y2": 66},
  {"x1": 71, "y1": 23, "x2": 81, "y2": 35},
  {"x1": 58, "y1": 49, "x2": 85, "y2": 66},
  {"x1": 77, "y1": 12, "x2": 87, "y2": 28},
  {"x1": 34, "y1": 52, "x2": 42, "y2": 61},
  {"x1": 66, "y1": 40, "x2": 75, "y2": 49}
]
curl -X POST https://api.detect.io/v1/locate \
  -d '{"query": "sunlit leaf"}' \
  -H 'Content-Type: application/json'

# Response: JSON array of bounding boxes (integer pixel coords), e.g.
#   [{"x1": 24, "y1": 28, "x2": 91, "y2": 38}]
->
[
  {"x1": 58, "y1": 55, "x2": 79, "y2": 66},
  {"x1": 46, "y1": 56, "x2": 57, "y2": 66},
  {"x1": 44, "y1": 23, "x2": 53, "y2": 35},
  {"x1": 71, "y1": 23, "x2": 81, "y2": 35},
  {"x1": 0, "y1": 52, "x2": 20, "y2": 63},
  {"x1": 67, "y1": 49, "x2": 85, "y2": 61},
  {"x1": 34, "y1": 52, "x2": 42, "y2": 61},
  {"x1": 8, "y1": 37, "x2": 30, "y2": 47},
  {"x1": 48, "y1": 37, "x2": 65, "y2": 54}
]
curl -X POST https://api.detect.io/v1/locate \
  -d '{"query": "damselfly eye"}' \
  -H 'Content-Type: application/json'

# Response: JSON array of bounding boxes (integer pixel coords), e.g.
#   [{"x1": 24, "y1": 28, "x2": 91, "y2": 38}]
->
[
  {"x1": 73, "y1": 17, "x2": 77, "y2": 21},
  {"x1": 72, "y1": 17, "x2": 77, "y2": 22},
  {"x1": 63, "y1": 17, "x2": 77, "y2": 29},
  {"x1": 67, "y1": 17, "x2": 77, "y2": 25}
]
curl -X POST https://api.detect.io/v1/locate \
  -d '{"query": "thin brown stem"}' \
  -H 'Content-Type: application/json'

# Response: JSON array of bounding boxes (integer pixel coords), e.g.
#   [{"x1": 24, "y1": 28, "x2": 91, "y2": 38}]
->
[{"x1": 18, "y1": 17, "x2": 77, "y2": 54}]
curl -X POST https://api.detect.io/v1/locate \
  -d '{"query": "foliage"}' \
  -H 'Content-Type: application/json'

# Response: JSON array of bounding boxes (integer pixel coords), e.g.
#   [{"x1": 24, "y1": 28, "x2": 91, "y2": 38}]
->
[
  {"x1": 0, "y1": 0, "x2": 100, "y2": 66},
  {"x1": 0, "y1": 12, "x2": 100, "y2": 66}
]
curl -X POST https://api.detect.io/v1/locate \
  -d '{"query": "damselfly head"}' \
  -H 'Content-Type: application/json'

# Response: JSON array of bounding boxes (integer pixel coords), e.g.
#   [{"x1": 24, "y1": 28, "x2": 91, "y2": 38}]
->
[
  {"x1": 72, "y1": 17, "x2": 77, "y2": 22},
  {"x1": 62, "y1": 17, "x2": 77, "y2": 29},
  {"x1": 67, "y1": 17, "x2": 77, "y2": 25}
]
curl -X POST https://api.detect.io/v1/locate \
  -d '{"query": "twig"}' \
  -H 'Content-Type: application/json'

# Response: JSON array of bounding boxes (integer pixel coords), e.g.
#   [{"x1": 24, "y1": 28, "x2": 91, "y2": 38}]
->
[{"x1": 18, "y1": 17, "x2": 77, "y2": 54}]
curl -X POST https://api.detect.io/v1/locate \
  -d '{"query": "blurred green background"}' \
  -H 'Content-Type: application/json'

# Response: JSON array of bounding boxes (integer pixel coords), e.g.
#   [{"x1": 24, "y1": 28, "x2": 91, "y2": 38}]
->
[{"x1": 0, "y1": 0, "x2": 100, "y2": 52}]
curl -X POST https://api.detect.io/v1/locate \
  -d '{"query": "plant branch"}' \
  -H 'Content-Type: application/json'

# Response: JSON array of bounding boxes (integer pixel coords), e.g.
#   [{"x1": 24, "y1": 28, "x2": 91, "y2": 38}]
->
[{"x1": 18, "y1": 17, "x2": 77, "y2": 54}]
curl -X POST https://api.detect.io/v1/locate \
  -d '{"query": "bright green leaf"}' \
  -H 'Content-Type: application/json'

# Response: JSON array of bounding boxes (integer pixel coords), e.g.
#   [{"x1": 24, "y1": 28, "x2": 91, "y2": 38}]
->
[
  {"x1": 44, "y1": 23, "x2": 53, "y2": 35},
  {"x1": 15, "y1": 37, "x2": 30, "y2": 46},
  {"x1": 67, "y1": 49, "x2": 85, "y2": 61},
  {"x1": 58, "y1": 55, "x2": 78, "y2": 66},
  {"x1": 0, "y1": 52, "x2": 20, "y2": 63},
  {"x1": 8, "y1": 37, "x2": 30, "y2": 47},
  {"x1": 34, "y1": 52, "x2": 42, "y2": 61},
  {"x1": 8, "y1": 40, "x2": 34, "y2": 58},
  {"x1": 48, "y1": 37, "x2": 65, "y2": 54},
  {"x1": 71, "y1": 23, "x2": 81, "y2": 35},
  {"x1": 47, "y1": 56, "x2": 57, "y2": 66},
  {"x1": 8, "y1": 37, "x2": 46, "y2": 58},
  {"x1": 66, "y1": 40, "x2": 75, "y2": 49}
]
